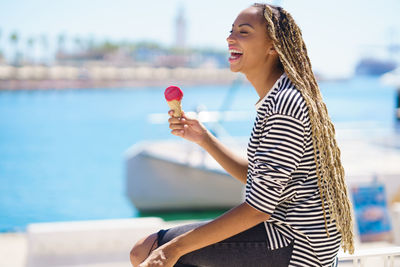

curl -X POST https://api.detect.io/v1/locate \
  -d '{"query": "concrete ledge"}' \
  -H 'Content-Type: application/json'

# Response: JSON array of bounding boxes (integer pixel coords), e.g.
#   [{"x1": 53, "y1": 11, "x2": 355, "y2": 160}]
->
[{"x1": 26, "y1": 217, "x2": 167, "y2": 267}]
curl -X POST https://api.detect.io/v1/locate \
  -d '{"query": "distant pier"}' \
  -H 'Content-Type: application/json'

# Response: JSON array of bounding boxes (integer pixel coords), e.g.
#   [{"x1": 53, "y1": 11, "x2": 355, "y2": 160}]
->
[{"x1": 0, "y1": 65, "x2": 239, "y2": 90}]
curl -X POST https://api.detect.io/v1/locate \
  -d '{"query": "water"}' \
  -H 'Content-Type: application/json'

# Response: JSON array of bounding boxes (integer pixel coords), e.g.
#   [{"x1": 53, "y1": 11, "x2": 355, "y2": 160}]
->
[{"x1": 0, "y1": 76, "x2": 397, "y2": 232}]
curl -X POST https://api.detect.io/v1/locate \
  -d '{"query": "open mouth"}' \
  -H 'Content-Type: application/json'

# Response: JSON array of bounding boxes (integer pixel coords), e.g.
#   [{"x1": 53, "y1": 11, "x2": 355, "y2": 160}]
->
[{"x1": 229, "y1": 49, "x2": 243, "y2": 62}]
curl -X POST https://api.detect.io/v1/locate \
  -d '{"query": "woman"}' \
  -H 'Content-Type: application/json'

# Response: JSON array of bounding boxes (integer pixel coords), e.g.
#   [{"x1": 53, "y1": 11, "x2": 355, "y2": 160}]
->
[{"x1": 130, "y1": 3, "x2": 354, "y2": 267}]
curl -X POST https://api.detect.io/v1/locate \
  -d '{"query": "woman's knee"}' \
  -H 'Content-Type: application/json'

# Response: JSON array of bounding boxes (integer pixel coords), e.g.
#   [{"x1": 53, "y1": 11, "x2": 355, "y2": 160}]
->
[{"x1": 130, "y1": 232, "x2": 158, "y2": 266}]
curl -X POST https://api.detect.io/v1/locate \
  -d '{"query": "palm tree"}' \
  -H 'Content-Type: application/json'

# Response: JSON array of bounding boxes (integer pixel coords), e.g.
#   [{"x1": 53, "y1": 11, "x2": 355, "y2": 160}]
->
[
  {"x1": 26, "y1": 37, "x2": 35, "y2": 64},
  {"x1": 57, "y1": 33, "x2": 66, "y2": 53},
  {"x1": 10, "y1": 31, "x2": 19, "y2": 65},
  {"x1": 0, "y1": 28, "x2": 3, "y2": 60},
  {"x1": 55, "y1": 33, "x2": 67, "y2": 63},
  {"x1": 74, "y1": 36, "x2": 82, "y2": 52},
  {"x1": 40, "y1": 34, "x2": 48, "y2": 64},
  {"x1": 87, "y1": 35, "x2": 95, "y2": 51}
]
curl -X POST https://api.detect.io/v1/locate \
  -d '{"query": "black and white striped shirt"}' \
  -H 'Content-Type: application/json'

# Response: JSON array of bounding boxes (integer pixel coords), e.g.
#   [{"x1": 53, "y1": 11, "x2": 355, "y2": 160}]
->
[{"x1": 245, "y1": 73, "x2": 341, "y2": 266}]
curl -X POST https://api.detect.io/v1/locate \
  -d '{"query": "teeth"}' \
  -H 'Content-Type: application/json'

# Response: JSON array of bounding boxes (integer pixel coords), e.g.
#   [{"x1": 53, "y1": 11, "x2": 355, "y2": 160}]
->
[{"x1": 229, "y1": 49, "x2": 243, "y2": 54}]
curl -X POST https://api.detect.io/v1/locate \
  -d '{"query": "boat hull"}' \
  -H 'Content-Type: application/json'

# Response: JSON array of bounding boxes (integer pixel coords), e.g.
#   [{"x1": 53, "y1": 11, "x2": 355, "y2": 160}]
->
[{"x1": 125, "y1": 142, "x2": 245, "y2": 211}]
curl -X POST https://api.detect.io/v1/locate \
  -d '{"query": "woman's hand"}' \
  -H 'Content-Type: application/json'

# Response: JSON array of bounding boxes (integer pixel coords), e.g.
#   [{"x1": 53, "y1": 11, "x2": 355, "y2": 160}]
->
[
  {"x1": 138, "y1": 245, "x2": 180, "y2": 267},
  {"x1": 168, "y1": 110, "x2": 209, "y2": 146}
]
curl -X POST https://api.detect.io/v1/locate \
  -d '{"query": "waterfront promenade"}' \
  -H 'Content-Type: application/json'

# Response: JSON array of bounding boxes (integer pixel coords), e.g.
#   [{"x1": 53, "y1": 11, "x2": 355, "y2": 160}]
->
[{"x1": 0, "y1": 64, "x2": 239, "y2": 90}]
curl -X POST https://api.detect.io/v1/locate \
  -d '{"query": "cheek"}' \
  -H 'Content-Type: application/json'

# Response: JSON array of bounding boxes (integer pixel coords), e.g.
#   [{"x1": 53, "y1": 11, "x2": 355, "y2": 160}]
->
[
  {"x1": 247, "y1": 43, "x2": 268, "y2": 61},
  {"x1": 248, "y1": 37, "x2": 268, "y2": 51}
]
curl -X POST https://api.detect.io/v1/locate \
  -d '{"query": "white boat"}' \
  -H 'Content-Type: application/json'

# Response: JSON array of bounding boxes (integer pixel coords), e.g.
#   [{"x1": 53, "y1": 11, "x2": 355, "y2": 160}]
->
[{"x1": 125, "y1": 139, "x2": 246, "y2": 211}]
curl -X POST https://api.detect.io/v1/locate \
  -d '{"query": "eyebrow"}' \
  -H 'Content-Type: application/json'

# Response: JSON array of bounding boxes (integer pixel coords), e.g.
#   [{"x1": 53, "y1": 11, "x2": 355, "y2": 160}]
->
[{"x1": 232, "y1": 23, "x2": 255, "y2": 29}]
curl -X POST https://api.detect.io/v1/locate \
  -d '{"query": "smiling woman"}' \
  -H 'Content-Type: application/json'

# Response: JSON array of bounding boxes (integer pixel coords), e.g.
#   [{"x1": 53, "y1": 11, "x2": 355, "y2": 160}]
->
[{"x1": 130, "y1": 3, "x2": 354, "y2": 267}]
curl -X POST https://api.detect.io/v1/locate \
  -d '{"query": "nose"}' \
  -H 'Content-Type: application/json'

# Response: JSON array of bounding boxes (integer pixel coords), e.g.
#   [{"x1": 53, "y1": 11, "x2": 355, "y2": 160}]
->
[{"x1": 226, "y1": 33, "x2": 235, "y2": 44}]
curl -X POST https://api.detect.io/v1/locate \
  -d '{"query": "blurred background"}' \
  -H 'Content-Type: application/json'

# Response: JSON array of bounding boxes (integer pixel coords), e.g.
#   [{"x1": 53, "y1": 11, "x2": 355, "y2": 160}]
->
[{"x1": 1, "y1": 0, "x2": 400, "y2": 266}]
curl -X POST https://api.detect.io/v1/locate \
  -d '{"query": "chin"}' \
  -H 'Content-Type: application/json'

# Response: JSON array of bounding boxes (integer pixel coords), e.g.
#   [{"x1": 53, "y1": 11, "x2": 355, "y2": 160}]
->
[{"x1": 229, "y1": 65, "x2": 241, "y2": 73}]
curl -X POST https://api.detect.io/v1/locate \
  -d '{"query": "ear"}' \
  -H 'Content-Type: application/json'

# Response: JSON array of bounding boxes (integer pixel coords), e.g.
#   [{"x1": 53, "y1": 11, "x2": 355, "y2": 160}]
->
[{"x1": 266, "y1": 44, "x2": 278, "y2": 55}]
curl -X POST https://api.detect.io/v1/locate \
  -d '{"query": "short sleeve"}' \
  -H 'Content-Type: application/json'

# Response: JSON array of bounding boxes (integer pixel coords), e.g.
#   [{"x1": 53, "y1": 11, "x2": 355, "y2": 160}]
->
[{"x1": 245, "y1": 113, "x2": 306, "y2": 215}]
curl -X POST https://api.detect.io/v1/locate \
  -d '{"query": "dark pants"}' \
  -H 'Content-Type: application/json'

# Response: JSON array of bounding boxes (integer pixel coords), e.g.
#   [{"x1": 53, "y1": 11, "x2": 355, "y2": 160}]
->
[{"x1": 157, "y1": 221, "x2": 293, "y2": 267}]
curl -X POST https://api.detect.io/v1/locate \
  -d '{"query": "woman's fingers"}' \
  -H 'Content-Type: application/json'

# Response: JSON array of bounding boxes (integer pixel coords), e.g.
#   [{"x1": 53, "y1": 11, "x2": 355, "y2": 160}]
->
[
  {"x1": 181, "y1": 112, "x2": 200, "y2": 126},
  {"x1": 169, "y1": 123, "x2": 185, "y2": 130},
  {"x1": 171, "y1": 129, "x2": 184, "y2": 136},
  {"x1": 168, "y1": 116, "x2": 183, "y2": 124},
  {"x1": 168, "y1": 110, "x2": 197, "y2": 124}
]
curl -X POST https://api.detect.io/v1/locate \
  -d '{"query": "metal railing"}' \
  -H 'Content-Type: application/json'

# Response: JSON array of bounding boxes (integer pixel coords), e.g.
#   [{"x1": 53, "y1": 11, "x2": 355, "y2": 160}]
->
[{"x1": 338, "y1": 246, "x2": 400, "y2": 267}]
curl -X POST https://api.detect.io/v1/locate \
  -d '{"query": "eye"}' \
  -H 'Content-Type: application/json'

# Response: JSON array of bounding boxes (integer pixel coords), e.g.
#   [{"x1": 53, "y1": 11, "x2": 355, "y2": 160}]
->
[{"x1": 229, "y1": 30, "x2": 248, "y2": 34}]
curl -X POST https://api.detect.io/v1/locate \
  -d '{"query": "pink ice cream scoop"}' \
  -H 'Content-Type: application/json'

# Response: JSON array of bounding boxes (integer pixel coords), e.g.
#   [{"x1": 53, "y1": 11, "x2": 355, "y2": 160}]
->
[{"x1": 164, "y1": 86, "x2": 183, "y2": 117}]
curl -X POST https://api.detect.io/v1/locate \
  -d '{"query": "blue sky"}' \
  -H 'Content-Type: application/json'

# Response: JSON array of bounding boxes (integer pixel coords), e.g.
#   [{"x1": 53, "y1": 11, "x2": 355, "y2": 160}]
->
[{"x1": 1, "y1": 0, "x2": 399, "y2": 77}]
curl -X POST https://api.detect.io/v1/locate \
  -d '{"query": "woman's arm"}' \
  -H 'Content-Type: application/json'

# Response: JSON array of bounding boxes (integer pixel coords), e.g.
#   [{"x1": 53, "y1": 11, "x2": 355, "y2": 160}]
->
[
  {"x1": 169, "y1": 111, "x2": 248, "y2": 184},
  {"x1": 199, "y1": 131, "x2": 248, "y2": 184},
  {"x1": 169, "y1": 202, "x2": 270, "y2": 255},
  {"x1": 139, "y1": 202, "x2": 270, "y2": 267}
]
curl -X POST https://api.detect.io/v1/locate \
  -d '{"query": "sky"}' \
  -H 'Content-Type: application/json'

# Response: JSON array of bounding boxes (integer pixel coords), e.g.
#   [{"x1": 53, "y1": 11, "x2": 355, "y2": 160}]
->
[{"x1": 0, "y1": 0, "x2": 399, "y2": 77}]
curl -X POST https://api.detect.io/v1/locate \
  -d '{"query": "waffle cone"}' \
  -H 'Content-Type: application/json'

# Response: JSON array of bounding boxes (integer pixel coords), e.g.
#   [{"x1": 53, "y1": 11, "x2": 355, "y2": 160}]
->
[{"x1": 167, "y1": 99, "x2": 182, "y2": 117}]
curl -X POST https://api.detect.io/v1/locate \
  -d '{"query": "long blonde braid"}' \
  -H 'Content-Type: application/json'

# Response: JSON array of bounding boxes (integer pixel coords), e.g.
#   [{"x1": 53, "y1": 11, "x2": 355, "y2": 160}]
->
[{"x1": 253, "y1": 3, "x2": 354, "y2": 254}]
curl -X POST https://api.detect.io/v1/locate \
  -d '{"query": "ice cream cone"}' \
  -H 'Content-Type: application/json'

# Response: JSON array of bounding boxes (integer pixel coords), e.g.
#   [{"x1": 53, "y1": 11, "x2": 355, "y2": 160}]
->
[
  {"x1": 164, "y1": 86, "x2": 183, "y2": 118},
  {"x1": 167, "y1": 99, "x2": 182, "y2": 117}
]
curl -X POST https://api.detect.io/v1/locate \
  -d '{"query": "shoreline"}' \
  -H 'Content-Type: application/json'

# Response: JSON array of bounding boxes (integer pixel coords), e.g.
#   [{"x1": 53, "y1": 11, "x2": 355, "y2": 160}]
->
[
  {"x1": 0, "y1": 78, "x2": 241, "y2": 91},
  {"x1": 0, "y1": 65, "x2": 241, "y2": 90}
]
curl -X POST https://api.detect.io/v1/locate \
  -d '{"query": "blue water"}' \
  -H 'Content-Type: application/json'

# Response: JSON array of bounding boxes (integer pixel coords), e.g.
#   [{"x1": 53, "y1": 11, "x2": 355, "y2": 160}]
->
[{"x1": 0, "y1": 76, "x2": 397, "y2": 232}]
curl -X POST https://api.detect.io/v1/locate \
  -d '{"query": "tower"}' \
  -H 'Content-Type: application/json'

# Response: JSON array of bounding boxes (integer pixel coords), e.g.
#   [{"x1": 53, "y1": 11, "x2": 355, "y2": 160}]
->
[{"x1": 175, "y1": 5, "x2": 186, "y2": 49}]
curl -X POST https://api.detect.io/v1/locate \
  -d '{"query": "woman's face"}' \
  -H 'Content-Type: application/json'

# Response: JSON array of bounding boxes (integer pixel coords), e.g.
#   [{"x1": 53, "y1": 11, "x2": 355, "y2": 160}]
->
[{"x1": 227, "y1": 7, "x2": 274, "y2": 74}]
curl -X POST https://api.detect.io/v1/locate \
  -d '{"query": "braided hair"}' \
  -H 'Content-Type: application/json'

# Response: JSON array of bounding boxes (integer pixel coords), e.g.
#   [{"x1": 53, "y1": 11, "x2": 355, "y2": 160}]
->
[{"x1": 252, "y1": 3, "x2": 354, "y2": 253}]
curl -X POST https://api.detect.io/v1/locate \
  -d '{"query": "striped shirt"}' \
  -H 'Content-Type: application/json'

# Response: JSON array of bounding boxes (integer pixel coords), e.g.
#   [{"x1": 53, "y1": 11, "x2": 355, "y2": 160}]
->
[{"x1": 245, "y1": 73, "x2": 341, "y2": 266}]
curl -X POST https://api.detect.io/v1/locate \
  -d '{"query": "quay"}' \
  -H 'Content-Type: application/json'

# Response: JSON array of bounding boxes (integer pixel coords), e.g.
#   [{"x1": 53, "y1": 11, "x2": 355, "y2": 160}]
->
[{"x1": 0, "y1": 65, "x2": 239, "y2": 90}]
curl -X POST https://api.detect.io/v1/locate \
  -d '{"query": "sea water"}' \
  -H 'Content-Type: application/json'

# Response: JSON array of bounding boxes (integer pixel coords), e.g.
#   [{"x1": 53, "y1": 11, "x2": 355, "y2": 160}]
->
[{"x1": 0, "y1": 76, "x2": 397, "y2": 232}]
